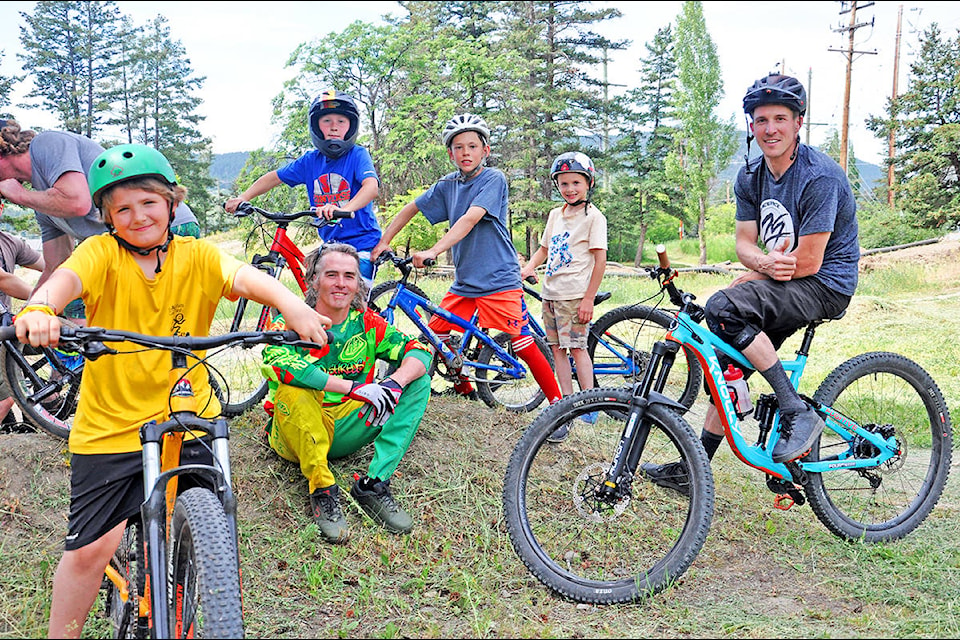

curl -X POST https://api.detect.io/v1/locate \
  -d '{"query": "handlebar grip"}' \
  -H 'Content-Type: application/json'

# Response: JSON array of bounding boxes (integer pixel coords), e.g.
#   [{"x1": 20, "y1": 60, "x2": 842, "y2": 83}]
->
[
  {"x1": 423, "y1": 258, "x2": 436, "y2": 267},
  {"x1": 524, "y1": 275, "x2": 538, "y2": 284},
  {"x1": 656, "y1": 244, "x2": 670, "y2": 269},
  {"x1": 331, "y1": 209, "x2": 355, "y2": 220},
  {"x1": 0, "y1": 326, "x2": 16, "y2": 341}
]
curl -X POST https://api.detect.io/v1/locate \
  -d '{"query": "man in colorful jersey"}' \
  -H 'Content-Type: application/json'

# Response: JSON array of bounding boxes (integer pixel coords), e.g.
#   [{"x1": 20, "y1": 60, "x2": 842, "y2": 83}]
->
[{"x1": 261, "y1": 243, "x2": 431, "y2": 543}]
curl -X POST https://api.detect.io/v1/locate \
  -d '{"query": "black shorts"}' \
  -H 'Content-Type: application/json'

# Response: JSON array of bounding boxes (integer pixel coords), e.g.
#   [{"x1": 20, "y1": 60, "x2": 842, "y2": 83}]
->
[
  {"x1": 705, "y1": 277, "x2": 851, "y2": 395},
  {"x1": 720, "y1": 276, "x2": 850, "y2": 350},
  {"x1": 65, "y1": 440, "x2": 214, "y2": 551}
]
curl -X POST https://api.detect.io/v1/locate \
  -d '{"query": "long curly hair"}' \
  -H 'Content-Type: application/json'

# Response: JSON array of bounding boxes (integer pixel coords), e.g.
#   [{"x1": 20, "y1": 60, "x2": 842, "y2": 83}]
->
[
  {"x1": 0, "y1": 119, "x2": 36, "y2": 157},
  {"x1": 303, "y1": 243, "x2": 368, "y2": 312}
]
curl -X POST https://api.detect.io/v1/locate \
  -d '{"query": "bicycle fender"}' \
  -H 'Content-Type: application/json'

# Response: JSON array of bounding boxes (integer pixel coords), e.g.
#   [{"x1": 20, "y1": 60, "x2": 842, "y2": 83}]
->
[{"x1": 645, "y1": 390, "x2": 689, "y2": 414}]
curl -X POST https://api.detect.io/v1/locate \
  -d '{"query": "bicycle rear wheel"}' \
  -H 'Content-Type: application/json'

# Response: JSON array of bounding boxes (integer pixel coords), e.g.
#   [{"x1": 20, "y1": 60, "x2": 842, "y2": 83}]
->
[
  {"x1": 168, "y1": 487, "x2": 244, "y2": 638},
  {"x1": 503, "y1": 387, "x2": 714, "y2": 604},
  {"x1": 475, "y1": 332, "x2": 554, "y2": 412},
  {"x1": 3, "y1": 317, "x2": 83, "y2": 440},
  {"x1": 588, "y1": 304, "x2": 701, "y2": 410},
  {"x1": 806, "y1": 352, "x2": 953, "y2": 542},
  {"x1": 207, "y1": 296, "x2": 272, "y2": 417},
  {"x1": 104, "y1": 519, "x2": 147, "y2": 639}
]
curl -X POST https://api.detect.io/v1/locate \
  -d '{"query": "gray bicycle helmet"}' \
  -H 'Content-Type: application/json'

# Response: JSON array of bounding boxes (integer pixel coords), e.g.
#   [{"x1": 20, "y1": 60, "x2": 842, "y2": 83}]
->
[
  {"x1": 309, "y1": 89, "x2": 360, "y2": 159},
  {"x1": 441, "y1": 113, "x2": 490, "y2": 148},
  {"x1": 743, "y1": 74, "x2": 807, "y2": 116}
]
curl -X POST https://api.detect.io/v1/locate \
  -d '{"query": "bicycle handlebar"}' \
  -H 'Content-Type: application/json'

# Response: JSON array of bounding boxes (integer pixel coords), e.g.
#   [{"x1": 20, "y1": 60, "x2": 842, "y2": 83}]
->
[
  {"x1": 375, "y1": 250, "x2": 436, "y2": 269},
  {"x1": 231, "y1": 201, "x2": 354, "y2": 226},
  {"x1": 0, "y1": 326, "x2": 331, "y2": 358}
]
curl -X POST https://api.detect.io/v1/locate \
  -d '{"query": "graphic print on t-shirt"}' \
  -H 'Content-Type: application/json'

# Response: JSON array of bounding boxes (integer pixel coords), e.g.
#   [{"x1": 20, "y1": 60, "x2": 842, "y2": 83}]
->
[
  {"x1": 759, "y1": 199, "x2": 797, "y2": 253},
  {"x1": 546, "y1": 231, "x2": 572, "y2": 276},
  {"x1": 312, "y1": 173, "x2": 352, "y2": 207}
]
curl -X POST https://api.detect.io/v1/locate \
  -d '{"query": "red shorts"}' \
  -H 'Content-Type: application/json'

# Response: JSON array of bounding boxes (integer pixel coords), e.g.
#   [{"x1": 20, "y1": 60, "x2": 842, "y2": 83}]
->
[{"x1": 428, "y1": 289, "x2": 527, "y2": 336}]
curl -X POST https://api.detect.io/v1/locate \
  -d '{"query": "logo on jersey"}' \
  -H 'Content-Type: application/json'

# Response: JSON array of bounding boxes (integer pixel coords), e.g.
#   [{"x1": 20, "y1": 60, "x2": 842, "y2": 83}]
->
[
  {"x1": 759, "y1": 199, "x2": 796, "y2": 253},
  {"x1": 313, "y1": 173, "x2": 351, "y2": 207}
]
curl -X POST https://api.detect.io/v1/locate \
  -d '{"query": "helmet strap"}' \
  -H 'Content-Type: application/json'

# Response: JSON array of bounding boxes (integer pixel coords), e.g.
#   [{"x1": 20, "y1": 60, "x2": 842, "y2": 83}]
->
[{"x1": 109, "y1": 203, "x2": 175, "y2": 274}]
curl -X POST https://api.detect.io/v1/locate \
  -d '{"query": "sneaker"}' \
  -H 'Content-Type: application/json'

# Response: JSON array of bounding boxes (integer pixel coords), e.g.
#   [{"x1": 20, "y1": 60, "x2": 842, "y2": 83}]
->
[
  {"x1": 0, "y1": 413, "x2": 35, "y2": 434},
  {"x1": 309, "y1": 485, "x2": 350, "y2": 544},
  {"x1": 579, "y1": 412, "x2": 598, "y2": 425},
  {"x1": 430, "y1": 387, "x2": 479, "y2": 401},
  {"x1": 350, "y1": 477, "x2": 413, "y2": 534},
  {"x1": 772, "y1": 406, "x2": 825, "y2": 463},
  {"x1": 640, "y1": 460, "x2": 690, "y2": 497},
  {"x1": 546, "y1": 423, "x2": 570, "y2": 443}
]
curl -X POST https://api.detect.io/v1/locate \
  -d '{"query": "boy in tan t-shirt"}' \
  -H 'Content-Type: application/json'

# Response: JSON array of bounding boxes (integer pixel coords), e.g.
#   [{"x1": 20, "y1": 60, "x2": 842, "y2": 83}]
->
[{"x1": 521, "y1": 152, "x2": 607, "y2": 441}]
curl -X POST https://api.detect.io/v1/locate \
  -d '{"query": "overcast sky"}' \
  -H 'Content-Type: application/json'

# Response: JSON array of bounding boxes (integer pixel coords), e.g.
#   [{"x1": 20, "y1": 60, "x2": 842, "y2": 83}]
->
[{"x1": 2, "y1": 1, "x2": 959, "y2": 164}]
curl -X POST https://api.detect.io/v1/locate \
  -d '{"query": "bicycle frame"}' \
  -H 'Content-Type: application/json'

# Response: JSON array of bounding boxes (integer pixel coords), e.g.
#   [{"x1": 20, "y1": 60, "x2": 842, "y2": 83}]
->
[
  {"x1": 655, "y1": 292, "x2": 900, "y2": 483},
  {"x1": 381, "y1": 280, "x2": 528, "y2": 380}
]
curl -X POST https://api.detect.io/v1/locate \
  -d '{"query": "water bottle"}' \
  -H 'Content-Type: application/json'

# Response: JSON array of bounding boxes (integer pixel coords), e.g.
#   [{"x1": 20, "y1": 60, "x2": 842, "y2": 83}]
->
[{"x1": 723, "y1": 364, "x2": 753, "y2": 418}]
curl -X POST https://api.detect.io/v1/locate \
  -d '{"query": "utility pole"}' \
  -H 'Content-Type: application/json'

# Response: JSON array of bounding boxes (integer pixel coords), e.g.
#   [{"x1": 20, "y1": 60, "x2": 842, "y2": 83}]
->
[
  {"x1": 887, "y1": 5, "x2": 903, "y2": 207},
  {"x1": 830, "y1": 1, "x2": 877, "y2": 173}
]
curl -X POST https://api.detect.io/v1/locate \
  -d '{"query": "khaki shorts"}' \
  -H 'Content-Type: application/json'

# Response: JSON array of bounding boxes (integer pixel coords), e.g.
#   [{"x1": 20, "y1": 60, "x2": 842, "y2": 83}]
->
[{"x1": 542, "y1": 299, "x2": 589, "y2": 349}]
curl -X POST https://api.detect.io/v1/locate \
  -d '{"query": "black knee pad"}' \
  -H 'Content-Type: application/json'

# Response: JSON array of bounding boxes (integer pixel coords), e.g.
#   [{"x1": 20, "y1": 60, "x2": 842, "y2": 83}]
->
[{"x1": 704, "y1": 291, "x2": 758, "y2": 352}]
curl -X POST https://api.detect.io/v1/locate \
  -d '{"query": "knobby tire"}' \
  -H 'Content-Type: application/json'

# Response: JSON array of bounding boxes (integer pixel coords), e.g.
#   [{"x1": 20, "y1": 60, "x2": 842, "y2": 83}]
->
[{"x1": 503, "y1": 387, "x2": 714, "y2": 604}]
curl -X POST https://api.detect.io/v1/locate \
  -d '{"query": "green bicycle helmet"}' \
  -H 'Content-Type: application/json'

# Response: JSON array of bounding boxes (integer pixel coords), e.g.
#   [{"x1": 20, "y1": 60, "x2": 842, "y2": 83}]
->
[{"x1": 88, "y1": 144, "x2": 177, "y2": 208}]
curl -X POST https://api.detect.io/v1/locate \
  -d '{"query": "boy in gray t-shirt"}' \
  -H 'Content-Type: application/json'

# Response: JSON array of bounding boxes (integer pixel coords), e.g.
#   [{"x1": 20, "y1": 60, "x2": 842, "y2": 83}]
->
[{"x1": 372, "y1": 114, "x2": 561, "y2": 405}]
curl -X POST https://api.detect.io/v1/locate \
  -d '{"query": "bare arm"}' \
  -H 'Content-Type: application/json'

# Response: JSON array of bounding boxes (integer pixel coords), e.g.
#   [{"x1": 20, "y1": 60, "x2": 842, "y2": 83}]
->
[
  {"x1": 223, "y1": 171, "x2": 283, "y2": 213},
  {"x1": 371, "y1": 200, "x2": 420, "y2": 259},
  {"x1": 14, "y1": 268, "x2": 83, "y2": 347},
  {"x1": 231, "y1": 264, "x2": 330, "y2": 345},
  {"x1": 316, "y1": 176, "x2": 379, "y2": 219},
  {"x1": 520, "y1": 245, "x2": 548, "y2": 281},
  {"x1": 35, "y1": 235, "x2": 75, "y2": 289},
  {"x1": 577, "y1": 248, "x2": 607, "y2": 324},
  {"x1": 735, "y1": 221, "x2": 829, "y2": 282},
  {"x1": 412, "y1": 205, "x2": 487, "y2": 267},
  {"x1": 0, "y1": 171, "x2": 91, "y2": 219}
]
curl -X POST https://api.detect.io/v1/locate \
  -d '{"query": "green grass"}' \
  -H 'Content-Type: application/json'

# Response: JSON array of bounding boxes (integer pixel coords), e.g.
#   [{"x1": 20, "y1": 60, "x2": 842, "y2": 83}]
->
[{"x1": 1, "y1": 238, "x2": 958, "y2": 638}]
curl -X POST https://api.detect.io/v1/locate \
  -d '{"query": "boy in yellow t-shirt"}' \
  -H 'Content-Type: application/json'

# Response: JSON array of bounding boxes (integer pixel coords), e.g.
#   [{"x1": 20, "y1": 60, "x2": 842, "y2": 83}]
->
[
  {"x1": 12, "y1": 144, "x2": 330, "y2": 639},
  {"x1": 521, "y1": 152, "x2": 607, "y2": 441}
]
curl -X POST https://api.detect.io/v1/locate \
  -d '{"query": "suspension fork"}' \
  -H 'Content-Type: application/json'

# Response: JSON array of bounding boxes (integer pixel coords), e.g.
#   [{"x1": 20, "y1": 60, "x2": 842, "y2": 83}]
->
[{"x1": 598, "y1": 340, "x2": 679, "y2": 499}]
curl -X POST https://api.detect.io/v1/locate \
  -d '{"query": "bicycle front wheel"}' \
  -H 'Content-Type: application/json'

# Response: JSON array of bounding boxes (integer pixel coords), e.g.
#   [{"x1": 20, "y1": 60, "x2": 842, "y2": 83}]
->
[
  {"x1": 503, "y1": 387, "x2": 714, "y2": 604},
  {"x1": 588, "y1": 305, "x2": 702, "y2": 409},
  {"x1": 475, "y1": 332, "x2": 554, "y2": 412},
  {"x1": 3, "y1": 317, "x2": 83, "y2": 440},
  {"x1": 104, "y1": 520, "x2": 147, "y2": 639},
  {"x1": 207, "y1": 296, "x2": 272, "y2": 417},
  {"x1": 168, "y1": 488, "x2": 244, "y2": 638},
  {"x1": 806, "y1": 352, "x2": 953, "y2": 542}
]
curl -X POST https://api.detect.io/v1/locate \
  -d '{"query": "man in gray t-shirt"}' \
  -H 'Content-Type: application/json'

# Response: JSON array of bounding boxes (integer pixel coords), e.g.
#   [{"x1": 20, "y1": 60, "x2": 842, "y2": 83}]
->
[
  {"x1": 642, "y1": 74, "x2": 860, "y2": 496},
  {"x1": 0, "y1": 121, "x2": 198, "y2": 294}
]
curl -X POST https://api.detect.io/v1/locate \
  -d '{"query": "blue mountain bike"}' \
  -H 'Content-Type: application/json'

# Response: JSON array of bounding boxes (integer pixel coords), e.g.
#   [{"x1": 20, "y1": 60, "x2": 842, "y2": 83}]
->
[
  {"x1": 369, "y1": 252, "x2": 554, "y2": 412},
  {"x1": 503, "y1": 245, "x2": 952, "y2": 605}
]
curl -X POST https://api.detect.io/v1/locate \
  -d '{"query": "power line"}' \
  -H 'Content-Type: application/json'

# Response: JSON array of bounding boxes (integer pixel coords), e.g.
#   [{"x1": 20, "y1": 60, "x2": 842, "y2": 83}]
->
[{"x1": 828, "y1": 1, "x2": 877, "y2": 173}]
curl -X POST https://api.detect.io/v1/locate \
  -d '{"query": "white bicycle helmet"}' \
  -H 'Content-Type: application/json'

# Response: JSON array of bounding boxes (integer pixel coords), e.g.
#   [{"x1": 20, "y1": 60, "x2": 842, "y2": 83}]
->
[{"x1": 441, "y1": 113, "x2": 490, "y2": 148}]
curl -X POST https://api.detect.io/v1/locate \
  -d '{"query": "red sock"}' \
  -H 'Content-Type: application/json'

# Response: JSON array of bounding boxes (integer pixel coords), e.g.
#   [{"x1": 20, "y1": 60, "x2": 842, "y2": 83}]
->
[{"x1": 511, "y1": 335, "x2": 562, "y2": 404}]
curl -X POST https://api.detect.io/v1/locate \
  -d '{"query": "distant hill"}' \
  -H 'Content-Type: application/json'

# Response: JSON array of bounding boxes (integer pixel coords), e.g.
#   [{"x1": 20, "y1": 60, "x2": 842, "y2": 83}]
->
[{"x1": 210, "y1": 152, "x2": 250, "y2": 191}]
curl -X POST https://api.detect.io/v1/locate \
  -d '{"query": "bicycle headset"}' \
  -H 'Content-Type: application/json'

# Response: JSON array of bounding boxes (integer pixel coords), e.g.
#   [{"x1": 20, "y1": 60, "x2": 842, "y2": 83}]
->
[
  {"x1": 88, "y1": 143, "x2": 178, "y2": 273},
  {"x1": 550, "y1": 151, "x2": 596, "y2": 209},
  {"x1": 309, "y1": 89, "x2": 360, "y2": 160}
]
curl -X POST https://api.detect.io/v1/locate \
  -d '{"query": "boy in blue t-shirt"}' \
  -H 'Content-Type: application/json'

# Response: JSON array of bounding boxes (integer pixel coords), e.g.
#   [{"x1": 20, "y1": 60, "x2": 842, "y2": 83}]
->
[
  {"x1": 224, "y1": 90, "x2": 382, "y2": 286},
  {"x1": 372, "y1": 114, "x2": 561, "y2": 405}
]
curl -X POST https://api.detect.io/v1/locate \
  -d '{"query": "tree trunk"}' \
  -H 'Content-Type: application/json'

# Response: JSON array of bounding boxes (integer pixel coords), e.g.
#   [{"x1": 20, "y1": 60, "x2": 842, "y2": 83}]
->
[
  {"x1": 698, "y1": 195, "x2": 707, "y2": 265},
  {"x1": 634, "y1": 224, "x2": 648, "y2": 267}
]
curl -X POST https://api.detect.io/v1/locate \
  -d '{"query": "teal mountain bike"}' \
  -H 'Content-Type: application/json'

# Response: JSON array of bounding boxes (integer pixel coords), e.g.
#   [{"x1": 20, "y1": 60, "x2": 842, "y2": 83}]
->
[{"x1": 503, "y1": 245, "x2": 952, "y2": 604}]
